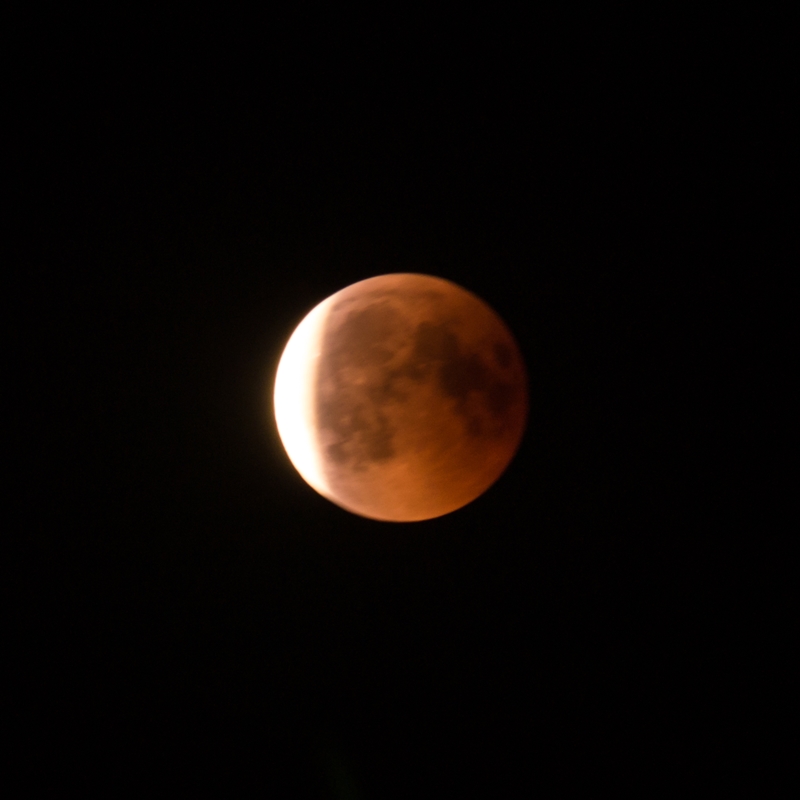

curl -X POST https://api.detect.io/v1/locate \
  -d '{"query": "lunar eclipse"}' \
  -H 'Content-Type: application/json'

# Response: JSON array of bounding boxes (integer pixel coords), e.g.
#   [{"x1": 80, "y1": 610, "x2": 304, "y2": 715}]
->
[{"x1": 274, "y1": 274, "x2": 528, "y2": 521}]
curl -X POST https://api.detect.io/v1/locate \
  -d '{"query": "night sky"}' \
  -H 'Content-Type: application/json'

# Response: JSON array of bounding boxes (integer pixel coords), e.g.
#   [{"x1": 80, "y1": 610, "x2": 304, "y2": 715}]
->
[{"x1": 6, "y1": 10, "x2": 783, "y2": 797}]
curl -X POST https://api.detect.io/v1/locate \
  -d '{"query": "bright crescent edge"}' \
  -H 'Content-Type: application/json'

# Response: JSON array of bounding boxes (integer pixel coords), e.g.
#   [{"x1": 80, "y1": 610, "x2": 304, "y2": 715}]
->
[{"x1": 273, "y1": 296, "x2": 333, "y2": 498}]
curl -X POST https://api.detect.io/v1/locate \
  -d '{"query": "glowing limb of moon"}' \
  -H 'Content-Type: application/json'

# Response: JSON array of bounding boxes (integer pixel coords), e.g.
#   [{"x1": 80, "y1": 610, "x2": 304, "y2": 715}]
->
[{"x1": 273, "y1": 293, "x2": 334, "y2": 499}]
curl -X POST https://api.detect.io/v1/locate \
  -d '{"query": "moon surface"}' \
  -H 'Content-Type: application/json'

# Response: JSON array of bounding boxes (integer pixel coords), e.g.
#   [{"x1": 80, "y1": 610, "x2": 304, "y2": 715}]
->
[{"x1": 273, "y1": 273, "x2": 527, "y2": 521}]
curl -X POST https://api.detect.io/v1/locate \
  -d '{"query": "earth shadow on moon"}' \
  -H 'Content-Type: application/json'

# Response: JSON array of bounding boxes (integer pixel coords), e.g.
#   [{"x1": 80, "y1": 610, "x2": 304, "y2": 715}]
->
[{"x1": 313, "y1": 274, "x2": 527, "y2": 521}]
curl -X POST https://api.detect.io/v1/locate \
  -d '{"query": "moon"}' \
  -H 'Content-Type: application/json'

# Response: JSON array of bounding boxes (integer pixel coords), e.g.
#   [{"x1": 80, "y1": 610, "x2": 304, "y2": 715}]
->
[{"x1": 273, "y1": 273, "x2": 528, "y2": 521}]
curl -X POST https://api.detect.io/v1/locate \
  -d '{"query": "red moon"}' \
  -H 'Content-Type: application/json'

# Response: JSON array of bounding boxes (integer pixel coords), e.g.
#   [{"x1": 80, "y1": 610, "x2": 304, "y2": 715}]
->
[{"x1": 273, "y1": 274, "x2": 527, "y2": 521}]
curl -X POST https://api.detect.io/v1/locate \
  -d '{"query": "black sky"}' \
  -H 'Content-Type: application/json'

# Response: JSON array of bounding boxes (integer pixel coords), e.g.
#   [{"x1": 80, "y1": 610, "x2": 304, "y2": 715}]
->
[{"x1": 5, "y1": 9, "x2": 785, "y2": 797}]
